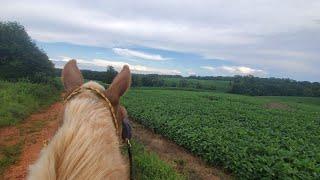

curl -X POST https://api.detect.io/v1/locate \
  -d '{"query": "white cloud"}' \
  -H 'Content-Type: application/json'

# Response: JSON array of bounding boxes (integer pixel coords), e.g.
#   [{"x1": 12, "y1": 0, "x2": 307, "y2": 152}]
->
[
  {"x1": 201, "y1": 65, "x2": 267, "y2": 77},
  {"x1": 113, "y1": 48, "x2": 169, "y2": 61},
  {"x1": 201, "y1": 66, "x2": 215, "y2": 71},
  {"x1": 52, "y1": 56, "x2": 181, "y2": 75},
  {"x1": 186, "y1": 69, "x2": 197, "y2": 76}
]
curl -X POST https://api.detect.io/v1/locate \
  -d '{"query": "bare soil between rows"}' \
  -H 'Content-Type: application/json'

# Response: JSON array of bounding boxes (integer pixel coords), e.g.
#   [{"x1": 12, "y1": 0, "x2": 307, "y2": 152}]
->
[{"x1": 131, "y1": 120, "x2": 232, "y2": 180}]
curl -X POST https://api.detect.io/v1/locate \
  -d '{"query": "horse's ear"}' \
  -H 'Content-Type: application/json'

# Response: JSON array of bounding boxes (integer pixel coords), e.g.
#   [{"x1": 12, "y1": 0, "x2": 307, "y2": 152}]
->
[
  {"x1": 61, "y1": 59, "x2": 83, "y2": 93},
  {"x1": 105, "y1": 65, "x2": 131, "y2": 106}
]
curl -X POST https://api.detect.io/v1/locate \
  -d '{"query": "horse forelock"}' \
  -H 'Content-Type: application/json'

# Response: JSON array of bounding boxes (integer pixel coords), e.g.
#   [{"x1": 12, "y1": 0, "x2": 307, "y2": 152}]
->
[{"x1": 82, "y1": 81, "x2": 105, "y2": 91}]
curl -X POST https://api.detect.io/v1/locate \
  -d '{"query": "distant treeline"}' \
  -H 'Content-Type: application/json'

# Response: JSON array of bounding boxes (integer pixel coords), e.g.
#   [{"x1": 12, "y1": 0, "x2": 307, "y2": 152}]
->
[
  {"x1": 187, "y1": 75, "x2": 234, "y2": 81},
  {"x1": 230, "y1": 75, "x2": 320, "y2": 97},
  {"x1": 55, "y1": 68, "x2": 218, "y2": 90},
  {"x1": 55, "y1": 68, "x2": 320, "y2": 97}
]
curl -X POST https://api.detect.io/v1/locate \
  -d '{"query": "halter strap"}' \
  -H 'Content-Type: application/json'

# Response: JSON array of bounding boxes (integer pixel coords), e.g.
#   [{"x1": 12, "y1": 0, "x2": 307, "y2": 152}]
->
[
  {"x1": 64, "y1": 86, "x2": 119, "y2": 135},
  {"x1": 63, "y1": 86, "x2": 134, "y2": 179}
]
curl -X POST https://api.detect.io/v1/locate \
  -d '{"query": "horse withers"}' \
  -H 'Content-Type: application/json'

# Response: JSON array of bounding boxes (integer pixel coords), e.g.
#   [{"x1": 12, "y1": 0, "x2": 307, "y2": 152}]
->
[{"x1": 28, "y1": 60, "x2": 131, "y2": 180}]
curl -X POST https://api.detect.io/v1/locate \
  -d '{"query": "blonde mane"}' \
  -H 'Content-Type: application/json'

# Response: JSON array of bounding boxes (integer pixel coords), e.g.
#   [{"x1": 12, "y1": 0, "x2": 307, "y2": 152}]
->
[{"x1": 28, "y1": 81, "x2": 129, "y2": 180}]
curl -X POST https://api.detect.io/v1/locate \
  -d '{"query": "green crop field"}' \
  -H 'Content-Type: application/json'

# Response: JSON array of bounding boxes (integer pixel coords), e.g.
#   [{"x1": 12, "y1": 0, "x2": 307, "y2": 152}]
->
[{"x1": 122, "y1": 89, "x2": 320, "y2": 179}]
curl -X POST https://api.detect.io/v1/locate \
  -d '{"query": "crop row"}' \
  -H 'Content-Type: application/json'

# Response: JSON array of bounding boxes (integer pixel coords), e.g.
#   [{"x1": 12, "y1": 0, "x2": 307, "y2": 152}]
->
[{"x1": 122, "y1": 89, "x2": 320, "y2": 179}]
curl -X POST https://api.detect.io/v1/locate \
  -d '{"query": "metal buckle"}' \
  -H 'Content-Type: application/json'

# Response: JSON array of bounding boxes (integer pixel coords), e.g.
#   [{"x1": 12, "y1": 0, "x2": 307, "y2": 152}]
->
[{"x1": 126, "y1": 139, "x2": 132, "y2": 147}]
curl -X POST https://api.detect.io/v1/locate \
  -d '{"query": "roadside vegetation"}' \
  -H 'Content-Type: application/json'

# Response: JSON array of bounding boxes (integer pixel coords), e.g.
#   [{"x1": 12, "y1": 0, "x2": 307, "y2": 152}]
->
[
  {"x1": 0, "y1": 80, "x2": 61, "y2": 127},
  {"x1": 122, "y1": 89, "x2": 320, "y2": 179},
  {"x1": 0, "y1": 141, "x2": 23, "y2": 175},
  {"x1": 132, "y1": 141, "x2": 185, "y2": 180}
]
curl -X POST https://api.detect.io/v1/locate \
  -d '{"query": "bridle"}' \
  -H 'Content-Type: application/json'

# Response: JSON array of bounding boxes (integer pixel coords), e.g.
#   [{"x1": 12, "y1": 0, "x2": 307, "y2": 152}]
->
[
  {"x1": 63, "y1": 86, "x2": 134, "y2": 179},
  {"x1": 64, "y1": 86, "x2": 119, "y2": 135}
]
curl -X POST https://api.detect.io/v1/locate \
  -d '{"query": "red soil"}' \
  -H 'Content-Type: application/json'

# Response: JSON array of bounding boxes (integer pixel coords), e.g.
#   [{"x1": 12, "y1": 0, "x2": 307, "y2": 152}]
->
[{"x1": 1, "y1": 103, "x2": 62, "y2": 180}]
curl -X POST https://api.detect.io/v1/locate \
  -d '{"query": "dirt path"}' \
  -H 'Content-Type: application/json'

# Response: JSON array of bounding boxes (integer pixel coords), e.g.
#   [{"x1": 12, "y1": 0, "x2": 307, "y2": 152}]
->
[
  {"x1": 1, "y1": 103, "x2": 63, "y2": 180},
  {"x1": 0, "y1": 102, "x2": 231, "y2": 180},
  {"x1": 131, "y1": 121, "x2": 232, "y2": 180}
]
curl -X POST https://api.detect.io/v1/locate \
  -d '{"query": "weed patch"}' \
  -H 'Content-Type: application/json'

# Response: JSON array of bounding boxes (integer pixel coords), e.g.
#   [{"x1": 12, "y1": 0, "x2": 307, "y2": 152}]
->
[
  {"x1": 0, "y1": 81, "x2": 61, "y2": 127},
  {"x1": 0, "y1": 141, "x2": 23, "y2": 176},
  {"x1": 131, "y1": 141, "x2": 185, "y2": 180}
]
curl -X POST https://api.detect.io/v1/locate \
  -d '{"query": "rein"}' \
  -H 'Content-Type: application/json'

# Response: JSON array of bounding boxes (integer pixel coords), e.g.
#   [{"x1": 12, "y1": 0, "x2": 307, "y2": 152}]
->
[{"x1": 63, "y1": 86, "x2": 134, "y2": 179}]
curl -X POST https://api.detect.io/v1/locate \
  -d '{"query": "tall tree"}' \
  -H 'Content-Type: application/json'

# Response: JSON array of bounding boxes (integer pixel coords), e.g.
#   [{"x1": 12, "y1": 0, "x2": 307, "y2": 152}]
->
[
  {"x1": 0, "y1": 21, "x2": 54, "y2": 82},
  {"x1": 105, "y1": 66, "x2": 118, "y2": 84}
]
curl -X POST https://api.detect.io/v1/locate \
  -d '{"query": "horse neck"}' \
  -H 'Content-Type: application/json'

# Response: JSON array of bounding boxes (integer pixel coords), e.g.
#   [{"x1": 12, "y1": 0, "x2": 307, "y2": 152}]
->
[{"x1": 28, "y1": 94, "x2": 128, "y2": 180}]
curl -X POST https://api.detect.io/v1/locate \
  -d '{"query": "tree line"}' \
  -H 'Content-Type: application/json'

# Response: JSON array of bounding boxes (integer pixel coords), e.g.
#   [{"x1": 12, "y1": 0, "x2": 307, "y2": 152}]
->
[
  {"x1": 56, "y1": 67, "x2": 320, "y2": 97},
  {"x1": 55, "y1": 68, "x2": 214, "y2": 90},
  {"x1": 230, "y1": 75, "x2": 320, "y2": 97}
]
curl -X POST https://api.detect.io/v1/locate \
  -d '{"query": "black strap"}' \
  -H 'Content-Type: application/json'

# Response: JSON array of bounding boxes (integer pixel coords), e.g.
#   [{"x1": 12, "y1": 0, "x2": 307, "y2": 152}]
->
[
  {"x1": 122, "y1": 117, "x2": 132, "y2": 140},
  {"x1": 127, "y1": 140, "x2": 133, "y2": 180},
  {"x1": 122, "y1": 118, "x2": 133, "y2": 180}
]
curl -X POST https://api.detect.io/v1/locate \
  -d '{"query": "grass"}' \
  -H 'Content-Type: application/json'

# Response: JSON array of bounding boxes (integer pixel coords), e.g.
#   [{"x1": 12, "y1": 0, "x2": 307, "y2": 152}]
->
[
  {"x1": 131, "y1": 141, "x2": 185, "y2": 180},
  {"x1": 0, "y1": 80, "x2": 61, "y2": 174},
  {"x1": 0, "y1": 80, "x2": 61, "y2": 127},
  {"x1": 25, "y1": 120, "x2": 47, "y2": 134},
  {"x1": 0, "y1": 141, "x2": 23, "y2": 176},
  {"x1": 0, "y1": 118, "x2": 49, "y2": 176}
]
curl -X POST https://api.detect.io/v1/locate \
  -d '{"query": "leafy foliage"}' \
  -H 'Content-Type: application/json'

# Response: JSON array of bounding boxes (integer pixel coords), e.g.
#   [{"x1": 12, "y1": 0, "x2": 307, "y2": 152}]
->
[
  {"x1": 122, "y1": 89, "x2": 320, "y2": 179},
  {"x1": 132, "y1": 141, "x2": 185, "y2": 180},
  {"x1": 105, "y1": 66, "x2": 118, "y2": 84},
  {"x1": 0, "y1": 142, "x2": 22, "y2": 176},
  {"x1": 0, "y1": 80, "x2": 61, "y2": 127},
  {"x1": 230, "y1": 75, "x2": 320, "y2": 97},
  {"x1": 0, "y1": 22, "x2": 54, "y2": 82}
]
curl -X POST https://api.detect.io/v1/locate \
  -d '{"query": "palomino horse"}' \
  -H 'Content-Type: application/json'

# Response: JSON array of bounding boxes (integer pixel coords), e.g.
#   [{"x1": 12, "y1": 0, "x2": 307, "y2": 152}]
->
[{"x1": 28, "y1": 60, "x2": 131, "y2": 180}]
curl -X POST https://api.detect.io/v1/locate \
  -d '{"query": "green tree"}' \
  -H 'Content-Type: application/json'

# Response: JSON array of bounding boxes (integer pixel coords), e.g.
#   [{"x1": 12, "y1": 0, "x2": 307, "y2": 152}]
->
[
  {"x1": 106, "y1": 66, "x2": 118, "y2": 84},
  {"x1": 132, "y1": 74, "x2": 143, "y2": 87},
  {"x1": 230, "y1": 75, "x2": 320, "y2": 97},
  {"x1": 0, "y1": 21, "x2": 54, "y2": 82},
  {"x1": 178, "y1": 79, "x2": 188, "y2": 88}
]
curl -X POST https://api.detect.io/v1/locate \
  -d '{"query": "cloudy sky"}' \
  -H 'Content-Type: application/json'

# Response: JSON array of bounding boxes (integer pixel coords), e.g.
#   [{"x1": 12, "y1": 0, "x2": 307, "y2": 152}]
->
[{"x1": 1, "y1": 0, "x2": 319, "y2": 81}]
